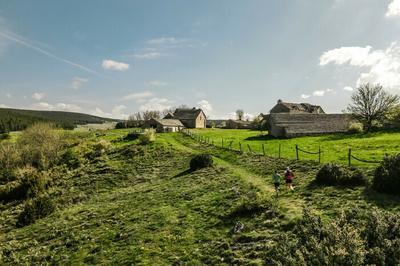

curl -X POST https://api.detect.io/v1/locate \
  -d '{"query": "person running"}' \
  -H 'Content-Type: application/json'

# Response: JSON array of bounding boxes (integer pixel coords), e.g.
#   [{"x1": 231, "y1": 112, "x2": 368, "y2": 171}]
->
[
  {"x1": 272, "y1": 170, "x2": 282, "y2": 195},
  {"x1": 284, "y1": 167, "x2": 295, "y2": 191}
]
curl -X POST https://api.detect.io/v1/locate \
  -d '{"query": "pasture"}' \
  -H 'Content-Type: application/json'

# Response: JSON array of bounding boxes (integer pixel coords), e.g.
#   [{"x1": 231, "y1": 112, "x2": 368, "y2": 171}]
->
[{"x1": 190, "y1": 128, "x2": 400, "y2": 166}]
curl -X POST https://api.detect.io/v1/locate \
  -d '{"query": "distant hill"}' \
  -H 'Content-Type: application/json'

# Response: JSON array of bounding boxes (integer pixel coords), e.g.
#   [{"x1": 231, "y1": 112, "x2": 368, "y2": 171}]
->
[{"x1": 0, "y1": 108, "x2": 118, "y2": 133}]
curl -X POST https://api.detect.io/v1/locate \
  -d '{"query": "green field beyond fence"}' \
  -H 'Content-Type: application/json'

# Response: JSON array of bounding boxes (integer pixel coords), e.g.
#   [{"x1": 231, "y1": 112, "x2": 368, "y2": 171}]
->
[{"x1": 188, "y1": 128, "x2": 400, "y2": 167}]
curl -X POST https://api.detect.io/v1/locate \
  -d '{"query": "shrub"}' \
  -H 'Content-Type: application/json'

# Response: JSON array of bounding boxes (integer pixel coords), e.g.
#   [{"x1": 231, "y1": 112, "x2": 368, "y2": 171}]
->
[
  {"x1": 0, "y1": 167, "x2": 46, "y2": 201},
  {"x1": 139, "y1": 129, "x2": 156, "y2": 144},
  {"x1": 348, "y1": 122, "x2": 364, "y2": 134},
  {"x1": 0, "y1": 133, "x2": 10, "y2": 141},
  {"x1": 190, "y1": 154, "x2": 213, "y2": 171},
  {"x1": 373, "y1": 154, "x2": 400, "y2": 195},
  {"x1": 59, "y1": 149, "x2": 81, "y2": 169},
  {"x1": 0, "y1": 142, "x2": 21, "y2": 172},
  {"x1": 18, "y1": 123, "x2": 64, "y2": 170},
  {"x1": 16, "y1": 195, "x2": 55, "y2": 227},
  {"x1": 316, "y1": 163, "x2": 366, "y2": 187},
  {"x1": 124, "y1": 131, "x2": 140, "y2": 141}
]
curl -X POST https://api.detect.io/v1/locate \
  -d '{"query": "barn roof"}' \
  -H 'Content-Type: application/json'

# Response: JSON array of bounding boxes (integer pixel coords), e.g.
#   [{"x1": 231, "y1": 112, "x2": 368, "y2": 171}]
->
[
  {"x1": 173, "y1": 108, "x2": 204, "y2": 120},
  {"x1": 272, "y1": 101, "x2": 324, "y2": 114},
  {"x1": 152, "y1": 119, "x2": 184, "y2": 127}
]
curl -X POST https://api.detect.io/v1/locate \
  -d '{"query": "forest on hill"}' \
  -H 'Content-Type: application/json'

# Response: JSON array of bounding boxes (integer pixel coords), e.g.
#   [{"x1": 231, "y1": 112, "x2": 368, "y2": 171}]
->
[{"x1": 0, "y1": 108, "x2": 117, "y2": 133}]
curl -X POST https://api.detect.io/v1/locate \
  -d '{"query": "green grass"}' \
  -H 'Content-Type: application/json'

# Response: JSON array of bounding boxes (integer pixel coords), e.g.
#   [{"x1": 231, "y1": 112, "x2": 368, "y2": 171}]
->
[
  {"x1": 1, "y1": 129, "x2": 400, "y2": 264},
  {"x1": 190, "y1": 128, "x2": 400, "y2": 167}
]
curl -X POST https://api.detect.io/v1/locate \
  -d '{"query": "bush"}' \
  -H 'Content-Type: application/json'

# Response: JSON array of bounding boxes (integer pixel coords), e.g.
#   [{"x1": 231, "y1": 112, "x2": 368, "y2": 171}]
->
[
  {"x1": 0, "y1": 142, "x2": 21, "y2": 172},
  {"x1": 373, "y1": 154, "x2": 400, "y2": 195},
  {"x1": 16, "y1": 195, "x2": 55, "y2": 227},
  {"x1": 139, "y1": 129, "x2": 156, "y2": 145},
  {"x1": 59, "y1": 149, "x2": 81, "y2": 169},
  {"x1": 190, "y1": 154, "x2": 213, "y2": 171},
  {"x1": 124, "y1": 131, "x2": 140, "y2": 141},
  {"x1": 18, "y1": 123, "x2": 65, "y2": 170},
  {"x1": 0, "y1": 133, "x2": 10, "y2": 141},
  {"x1": 348, "y1": 122, "x2": 364, "y2": 134},
  {"x1": 0, "y1": 167, "x2": 46, "y2": 201},
  {"x1": 316, "y1": 163, "x2": 366, "y2": 187}
]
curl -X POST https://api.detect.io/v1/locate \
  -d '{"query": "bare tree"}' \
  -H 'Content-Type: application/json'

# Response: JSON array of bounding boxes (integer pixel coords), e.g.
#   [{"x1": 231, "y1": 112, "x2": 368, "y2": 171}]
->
[
  {"x1": 161, "y1": 107, "x2": 176, "y2": 117},
  {"x1": 142, "y1": 110, "x2": 161, "y2": 120},
  {"x1": 347, "y1": 83, "x2": 399, "y2": 131},
  {"x1": 236, "y1": 109, "x2": 244, "y2": 121}
]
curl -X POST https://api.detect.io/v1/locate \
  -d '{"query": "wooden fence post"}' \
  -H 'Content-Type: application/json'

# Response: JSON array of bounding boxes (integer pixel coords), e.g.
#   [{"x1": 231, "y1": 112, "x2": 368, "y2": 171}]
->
[
  {"x1": 239, "y1": 142, "x2": 242, "y2": 152},
  {"x1": 247, "y1": 144, "x2": 252, "y2": 153},
  {"x1": 278, "y1": 144, "x2": 281, "y2": 159},
  {"x1": 348, "y1": 148, "x2": 351, "y2": 166},
  {"x1": 296, "y1": 145, "x2": 299, "y2": 160},
  {"x1": 262, "y1": 144, "x2": 265, "y2": 156},
  {"x1": 318, "y1": 146, "x2": 321, "y2": 164}
]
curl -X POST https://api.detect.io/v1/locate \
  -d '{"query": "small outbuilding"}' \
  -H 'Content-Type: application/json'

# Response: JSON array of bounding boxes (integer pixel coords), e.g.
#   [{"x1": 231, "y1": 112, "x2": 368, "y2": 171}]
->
[
  {"x1": 144, "y1": 118, "x2": 184, "y2": 133},
  {"x1": 270, "y1": 99, "x2": 325, "y2": 114},
  {"x1": 226, "y1": 119, "x2": 254, "y2": 129}
]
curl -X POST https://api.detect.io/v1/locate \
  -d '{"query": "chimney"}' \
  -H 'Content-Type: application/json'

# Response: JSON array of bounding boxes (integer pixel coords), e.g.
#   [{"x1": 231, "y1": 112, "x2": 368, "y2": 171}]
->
[{"x1": 277, "y1": 99, "x2": 283, "y2": 104}]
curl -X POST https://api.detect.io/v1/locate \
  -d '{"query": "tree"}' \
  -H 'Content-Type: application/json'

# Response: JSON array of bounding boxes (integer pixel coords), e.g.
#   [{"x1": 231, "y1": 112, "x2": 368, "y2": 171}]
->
[
  {"x1": 142, "y1": 110, "x2": 161, "y2": 120},
  {"x1": 347, "y1": 83, "x2": 399, "y2": 132},
  {"x1": 236, "y1": 109, "x2": 244, "y2": 121}
]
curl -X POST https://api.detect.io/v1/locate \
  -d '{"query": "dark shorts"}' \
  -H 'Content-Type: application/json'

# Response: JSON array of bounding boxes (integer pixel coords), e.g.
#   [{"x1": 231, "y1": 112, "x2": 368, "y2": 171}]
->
[
  {"x1": 274, "y1": 182, "x2": 280, "y2": 189},
  {"x1": 286, "y1": 179, "x2": 293, "y2": 184}
]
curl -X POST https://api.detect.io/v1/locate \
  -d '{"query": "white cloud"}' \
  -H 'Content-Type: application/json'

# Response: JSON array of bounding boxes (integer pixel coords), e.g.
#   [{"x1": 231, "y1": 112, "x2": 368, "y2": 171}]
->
[
  {"x1": 146, "y1": 37, "x2": 185, "y2": 45},
  {"x1": 31, "y1": 102, "x2": 82, "y2": 112},
  {"x1": 32, "y1": 92, "x2": 46, "y2": 100},
  {"x1": 301, "y1": 94, "x2": 310, "y2": 99},
  {"x1": 0, "y1": 104, "x2": 8, "y2": 108},
  {"x1": 148, "y1": 80, "x2": 167, "y2": 86},
  {"x1": 5, "y1": 93, "x2": 11, "y2": 98},
  {"x1": 313, "y1": 90, "x2": 325, "y2": 97},
  {"x1": 343, "y1": 86, "x2": 354, "y2": 91},
  {"x1": 197, "y1": 100, "x2": 213, "y2": 114},
  {"x1": 112, "y1": 105, "x2": 128, "y2": 119},
  {"x1": 122, "y1": 91, "x2": 153, "y2": 101},
  {"x1": 386, "y1": 0, "x2": 400, "y2": 17},
  {"x1": 139, "y1": 97, "x2": 172, "y2": 111},
  {"x1": 133, "y1": 52, "x2": 164, "y2": 60},
  {"x1": 71, "y1": 77, "x2": 88, "y2": 90},
  {"x1": 102, "y1": 59, "x2": 130, "y2": 71},
  {"x1": 320, "y1": 43, "x2": 400, "y2": 91}
]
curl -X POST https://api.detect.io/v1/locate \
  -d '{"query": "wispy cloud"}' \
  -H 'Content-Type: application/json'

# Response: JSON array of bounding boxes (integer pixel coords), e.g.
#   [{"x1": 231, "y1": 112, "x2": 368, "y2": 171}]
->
[
  {"x1": 146, "y1": 37, "x2": 186, "y2": 45},
  {"x1": 133, "y1": 52, "x2": 165, "y2": 60},
  {"x1": 102, "y1": 59, "x2": 130, "y2": 71},
  {"x1": 197, "y1": 99, "x2": 213, "y2": 114},
  {"x1": 139, "y1": 97, "x2": 172, "y2": 111},
  {"x1": 343, "y1": 86, "x2": 354, "y2": 92},
  {"x1": 148, "y1": 80, "x2": 167, "y2": 86},
  {"x1": 0, "y1": 30, "x2": 99, "y2": 75},
  {"x1": 32, "y1": 92, "x2": 46, "y2": 100},
  {"x1": 301, "y1": 94, "x2": 310, "y2": 99},
  {"x1": 313, "y1": 90, "x2": 325, "y2": 97},
  {"x1": 71, "y1": 76, "x2": 88, "y2": 90},
  {"x1": 121, "y1": 91, "x2": 153, "y2": 101}
]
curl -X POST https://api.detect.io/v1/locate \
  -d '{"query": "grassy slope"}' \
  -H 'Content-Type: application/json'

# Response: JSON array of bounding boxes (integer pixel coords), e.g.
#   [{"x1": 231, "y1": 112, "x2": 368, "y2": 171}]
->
[
  {"x1": 1, "y1": 129, "x2": 400, "y2": 264},
  {"x1": 191, "y1": 128, "x2": 400, "y2": 166}
]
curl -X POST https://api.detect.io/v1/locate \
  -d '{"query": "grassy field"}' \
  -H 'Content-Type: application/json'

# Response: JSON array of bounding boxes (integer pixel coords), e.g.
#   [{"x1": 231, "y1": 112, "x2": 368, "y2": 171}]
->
[
  {"x1": 190, "y1": 128, "x2": 400, "y2": 166},
  {"x1": 1, "y1": 128, "x2": 400, "y2": 264}
]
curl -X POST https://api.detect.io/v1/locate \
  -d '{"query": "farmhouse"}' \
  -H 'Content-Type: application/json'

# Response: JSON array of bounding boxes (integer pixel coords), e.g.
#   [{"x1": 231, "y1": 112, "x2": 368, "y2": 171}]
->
[
  {"x1": 267, "y1": 113, "x2": 351, "y2": 138},
  {"x1": 270, "y1": 99, "x2": 325, "y2": 114},
  {"x1": 226, "y1": 119, "x2": 254, "y2": 129},
  {"x1": 167, "y1": 108, "x2": 207, "y2": 128},
  {"x1": 144, "y1": 118, "x2": 184, "y2": 133}
]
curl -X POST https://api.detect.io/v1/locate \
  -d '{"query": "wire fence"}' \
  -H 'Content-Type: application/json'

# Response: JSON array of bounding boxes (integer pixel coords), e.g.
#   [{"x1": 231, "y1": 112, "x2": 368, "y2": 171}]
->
[{"x1": 181, "y1": 129, "x2": 386, "y2": 166}]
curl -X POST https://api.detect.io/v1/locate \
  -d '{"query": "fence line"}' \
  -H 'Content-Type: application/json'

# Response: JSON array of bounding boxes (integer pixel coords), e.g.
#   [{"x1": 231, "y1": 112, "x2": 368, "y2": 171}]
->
[{"x1": 181, "y1": 129, "x2": 384, "y2": 166}]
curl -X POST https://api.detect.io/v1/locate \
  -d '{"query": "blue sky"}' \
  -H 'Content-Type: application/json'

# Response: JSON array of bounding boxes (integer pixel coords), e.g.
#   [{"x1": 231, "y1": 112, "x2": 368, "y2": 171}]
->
[{"x1": 1, "y1": 0, "x2": 400, "y2": 119}]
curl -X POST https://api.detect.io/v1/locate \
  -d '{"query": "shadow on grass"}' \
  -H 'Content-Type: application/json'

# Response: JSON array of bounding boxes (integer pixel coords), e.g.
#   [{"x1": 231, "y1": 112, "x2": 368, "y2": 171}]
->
[
  {"x1": 363, "y1": 187, "x2": 400, "y2": 209},
  {"x1": 245, "y1": 134, "x2": 277, "y2": 141},
  {"x1": 173, "y1": 169, "x2": 193, "y2": 178}
]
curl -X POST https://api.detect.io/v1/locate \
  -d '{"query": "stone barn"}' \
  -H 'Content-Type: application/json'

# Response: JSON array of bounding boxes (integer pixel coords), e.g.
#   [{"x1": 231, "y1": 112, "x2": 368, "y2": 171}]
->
[
  {"x1": 226, "y1": 119, "x2": 254, "y2": 129},
  {"x1": 270, "y1": 99, "x2": 325, "y2": 114},
  {"x1": 267, "y1": 113, "x2": 351, "y2": 138},
  {"x1": 144, "y1": 118, "x2": 184, "y2": 133},
  {"x1": 169, "y1": 108, "x2": 207, "y2": 128}
]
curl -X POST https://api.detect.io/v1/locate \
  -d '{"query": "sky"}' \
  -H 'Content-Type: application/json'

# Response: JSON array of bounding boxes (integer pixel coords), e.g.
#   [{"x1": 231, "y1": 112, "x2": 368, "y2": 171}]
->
[{"x1": 1, "y1": 0, "x2": 400, "y2": 119}]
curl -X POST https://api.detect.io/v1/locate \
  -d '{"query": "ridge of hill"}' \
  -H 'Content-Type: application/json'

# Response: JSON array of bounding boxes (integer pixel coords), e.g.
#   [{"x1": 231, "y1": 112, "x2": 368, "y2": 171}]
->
[{"x1": 0, "y1": 108, "x2": 118, "y2": 132}]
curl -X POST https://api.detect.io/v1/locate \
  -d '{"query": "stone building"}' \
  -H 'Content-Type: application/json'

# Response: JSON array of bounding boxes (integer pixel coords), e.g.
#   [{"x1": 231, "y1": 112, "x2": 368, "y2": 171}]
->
[
  {"x1": 144, "y1": 118, "x2": 184, "y2": 133},
  {"x1": 169, "y1": 108, "x2": 207, "y2": 128},
  {"x1": 270, "y1": 99, "x2": 325, "y2": 114},
  {"x1": 225, "y1": 119, "x2": 254, "y2": 129}
]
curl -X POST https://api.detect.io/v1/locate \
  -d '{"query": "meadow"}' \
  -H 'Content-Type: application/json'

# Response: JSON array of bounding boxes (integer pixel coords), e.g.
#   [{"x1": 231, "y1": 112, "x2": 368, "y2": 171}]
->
[
  {"x1": 190, "y1": 128, "x2": 400, "y2": 167},
  {"x1": 1, "y1": 127, "x2": 400, "y2": 264}
]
